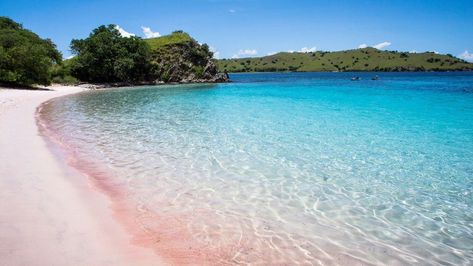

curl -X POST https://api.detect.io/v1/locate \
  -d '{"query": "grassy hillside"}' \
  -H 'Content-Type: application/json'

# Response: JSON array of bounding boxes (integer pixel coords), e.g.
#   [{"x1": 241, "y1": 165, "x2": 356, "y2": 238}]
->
[
  {"x1": 217, "y1": 48, "x2": 473, "y2": 72},
  {"x1": 144, "y1": 31, "x2": 193, "y2": 50}
]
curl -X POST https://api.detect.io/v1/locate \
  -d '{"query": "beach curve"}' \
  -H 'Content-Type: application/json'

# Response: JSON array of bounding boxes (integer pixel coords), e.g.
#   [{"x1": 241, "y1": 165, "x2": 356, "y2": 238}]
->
[
  {"x1": 36, "y1": 87, "x2": 248, "y2": 265},
  {"x1": 0, "y1": 86, "x2": 162, "y2": 265}
]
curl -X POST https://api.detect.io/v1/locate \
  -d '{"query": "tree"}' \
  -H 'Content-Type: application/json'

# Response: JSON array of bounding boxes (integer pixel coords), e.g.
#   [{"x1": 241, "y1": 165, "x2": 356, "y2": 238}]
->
[
  {"x1": 70, "y1": 25, "x2": 152, "y2": 83},
  {"x1": 0, "y1": 17, "x2": 61, "y2": 86}
]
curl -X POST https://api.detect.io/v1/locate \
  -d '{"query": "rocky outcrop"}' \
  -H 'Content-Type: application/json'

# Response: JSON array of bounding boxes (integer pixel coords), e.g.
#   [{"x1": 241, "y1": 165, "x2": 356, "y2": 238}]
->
[
  {"x1": 150, "y1": 34, "x2": 229, "y2": 83},
  {"x1": 179, "y1": 61, "x2": 229, "y2": 83}
]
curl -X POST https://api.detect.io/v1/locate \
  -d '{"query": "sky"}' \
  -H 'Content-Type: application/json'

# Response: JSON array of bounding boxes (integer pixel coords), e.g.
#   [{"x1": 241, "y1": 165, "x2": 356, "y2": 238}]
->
[{"x1": 1, "y1": 0, "x2": 472, "y2": 61}]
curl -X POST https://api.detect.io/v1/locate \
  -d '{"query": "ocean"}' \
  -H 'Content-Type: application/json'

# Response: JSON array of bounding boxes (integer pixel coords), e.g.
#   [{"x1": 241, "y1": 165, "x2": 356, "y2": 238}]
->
[{"x1": 38, "y1": 72, "x2": 473, "y2": 265}]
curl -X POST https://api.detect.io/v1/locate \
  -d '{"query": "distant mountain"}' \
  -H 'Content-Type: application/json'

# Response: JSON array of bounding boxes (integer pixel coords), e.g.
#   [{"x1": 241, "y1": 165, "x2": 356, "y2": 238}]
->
[
  {"x1": 145, "y1": 31, "x2": 228, "y2": 83},
  {"x1": 217, "y1": 48, "x2": 473, "y2": 73}
]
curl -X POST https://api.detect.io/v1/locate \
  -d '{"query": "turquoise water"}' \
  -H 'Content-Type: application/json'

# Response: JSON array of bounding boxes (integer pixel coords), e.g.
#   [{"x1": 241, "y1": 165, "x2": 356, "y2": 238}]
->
[{"x1": 40, "y1": 72, "x2": 473, "y2": 265}]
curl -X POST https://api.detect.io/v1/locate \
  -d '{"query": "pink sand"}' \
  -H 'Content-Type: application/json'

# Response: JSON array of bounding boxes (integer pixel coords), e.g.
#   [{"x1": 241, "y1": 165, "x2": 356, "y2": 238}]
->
[{"x1": 0, "y1": 86, "x2": 164, "y2": 265}]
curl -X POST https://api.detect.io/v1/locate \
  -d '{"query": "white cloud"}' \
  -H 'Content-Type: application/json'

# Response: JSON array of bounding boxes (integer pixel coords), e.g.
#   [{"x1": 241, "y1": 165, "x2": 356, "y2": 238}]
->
[
  {"x1": 64, "y1": 55, "x2": 75, "y2": 60},
  {"x1": 459, "y1": 50, "x2": 473, "y2": 62},
  {"x1": 373, "y1": 41, "x2": 391, "y2": 49},
  {"x1": 232, "y1": 49, "x2": 258, "y2": 58},
  {"x1": 357, "y1": 41, "x2": 391, "y2": 50},
  {"x1": 210, "y1": 46, "x2": 220, "y2": 59},
  {"x1": 300, "y1": 46, "x2": 317, "y2": 53},
  {"x1": 267, "y1": 52, "x2": 277, "y2": 56},
  {"x1": 229, "y1": 9, "x2": 236, "y2": 13},
  {"x1": 141, "y1": 26, "x2": 160, "y2": 38},
  {"x1": 409, "y1": 50, "x2": 418, "y2": 53},
  {"x1": 287, "y1": 47, "x2": 317, "y2": 53},
  {"x1": 115, "y1": 25, "x2": 135, "y2": 38},
  {"x1": 239, "y1": 49, "x2": 258, "y2": 55}
]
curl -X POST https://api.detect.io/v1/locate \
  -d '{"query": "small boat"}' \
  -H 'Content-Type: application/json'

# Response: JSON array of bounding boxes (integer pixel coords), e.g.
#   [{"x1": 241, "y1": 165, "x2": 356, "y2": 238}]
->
[
  {"x1": 351, "y1": 77, "x2": 361, "y2": 81},
  {"x1": 372, "y1": 75, "x2": 379, "y2": 80}
]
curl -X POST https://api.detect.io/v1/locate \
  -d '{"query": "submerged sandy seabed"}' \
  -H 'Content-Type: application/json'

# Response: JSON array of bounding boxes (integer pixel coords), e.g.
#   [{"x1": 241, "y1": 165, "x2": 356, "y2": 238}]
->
[{"x1": 0, "y1": 86, "x2": 163, "y2": 265}]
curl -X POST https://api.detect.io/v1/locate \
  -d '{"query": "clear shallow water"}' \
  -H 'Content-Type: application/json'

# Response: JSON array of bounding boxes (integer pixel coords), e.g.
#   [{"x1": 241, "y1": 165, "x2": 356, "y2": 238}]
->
[{"x1": 40, "y1": 72, "x2": 473, "y2": 265}]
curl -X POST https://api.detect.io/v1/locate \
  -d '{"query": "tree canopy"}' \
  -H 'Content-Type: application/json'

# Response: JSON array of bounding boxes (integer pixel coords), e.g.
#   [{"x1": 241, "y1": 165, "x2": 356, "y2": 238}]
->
[
  {"x1": 0, "y1": 17, "x2": 61, "y2": 86},
  {"x1": 70, "y1": 25, "x2": 152, "y2": 83}
]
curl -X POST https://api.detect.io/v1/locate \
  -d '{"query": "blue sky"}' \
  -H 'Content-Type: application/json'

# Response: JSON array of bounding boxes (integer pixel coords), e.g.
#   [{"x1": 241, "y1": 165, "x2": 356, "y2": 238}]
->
[{"x1": 1, "y1": 0, "x2": 472, "y2": 61}]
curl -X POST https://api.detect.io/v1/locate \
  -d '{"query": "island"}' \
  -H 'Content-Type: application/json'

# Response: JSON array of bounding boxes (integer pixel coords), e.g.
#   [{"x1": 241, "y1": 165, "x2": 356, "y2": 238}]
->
[{"x1": 217, "y1": 48, "x2": 473, "y2": 73}]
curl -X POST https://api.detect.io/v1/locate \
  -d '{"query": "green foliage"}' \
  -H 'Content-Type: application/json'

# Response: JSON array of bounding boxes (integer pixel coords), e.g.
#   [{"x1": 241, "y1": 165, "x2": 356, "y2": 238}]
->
[
  {"x1": 70, "y1": 25, "x2": 152, "y2": 83},
  {"x1": 217, "y1": 47, "x2": 473, "y2": 73},
  {"x1": 193, "y1": 65, "x2": 205, "y2": 78},
  {"x1": 50, "y1": 57, "x2": 78, "y2": 84},
  {"x1": 0, "y1": 17, "x2": 61, "y2": 86}
]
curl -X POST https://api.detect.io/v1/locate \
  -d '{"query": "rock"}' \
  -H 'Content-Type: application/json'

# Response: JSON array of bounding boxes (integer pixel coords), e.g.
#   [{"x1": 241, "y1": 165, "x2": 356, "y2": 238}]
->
[{"x1": 151, "y1": 38, "x2": 229, "y2": 84}]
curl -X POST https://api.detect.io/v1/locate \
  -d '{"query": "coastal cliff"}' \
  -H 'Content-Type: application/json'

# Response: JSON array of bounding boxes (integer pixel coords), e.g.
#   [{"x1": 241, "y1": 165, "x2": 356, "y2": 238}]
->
[{"x1": 146, "y1": 31, "x2": 228, "y2": 83}]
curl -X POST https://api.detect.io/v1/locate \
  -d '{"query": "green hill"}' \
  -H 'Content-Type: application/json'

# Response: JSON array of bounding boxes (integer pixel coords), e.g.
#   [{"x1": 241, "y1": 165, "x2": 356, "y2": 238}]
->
[
  {"x1": 217, "y1": 48, "x2": 473, "y2": 73},
  {"x1": 144, "y1": 31, "x2": 228, "y2": 82}
]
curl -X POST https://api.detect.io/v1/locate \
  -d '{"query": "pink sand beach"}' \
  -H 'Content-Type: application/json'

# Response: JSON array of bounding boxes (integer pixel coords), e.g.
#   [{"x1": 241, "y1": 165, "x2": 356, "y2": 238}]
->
[{"x1": 0, "y1": 86, "x2": 164, "y2": 265}]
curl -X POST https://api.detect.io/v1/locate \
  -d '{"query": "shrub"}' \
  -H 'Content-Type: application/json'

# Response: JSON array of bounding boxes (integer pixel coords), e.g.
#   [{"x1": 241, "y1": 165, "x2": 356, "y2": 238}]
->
[
  {"x1": 193, "y1": 65, "x2": 204, "y2": 79},
  {"x1": 50, "y1": 57, "x2": 78, "y2": 84}
]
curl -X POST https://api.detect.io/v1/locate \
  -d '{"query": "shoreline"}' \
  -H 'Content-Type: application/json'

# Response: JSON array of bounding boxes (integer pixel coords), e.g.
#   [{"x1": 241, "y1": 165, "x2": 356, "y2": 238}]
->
[
  {"x1": 70, "y1": 79, "x2": 231, "y2": 90},
  {"x1": 225, "y1": 69, "x2": 473, "y2": 74},
  {"x1": 36, "y1": 87, "x2": 231, "y2": 264},
  {"x1": 0, "y1": 86, "x2": 162, "y2": 265}
]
